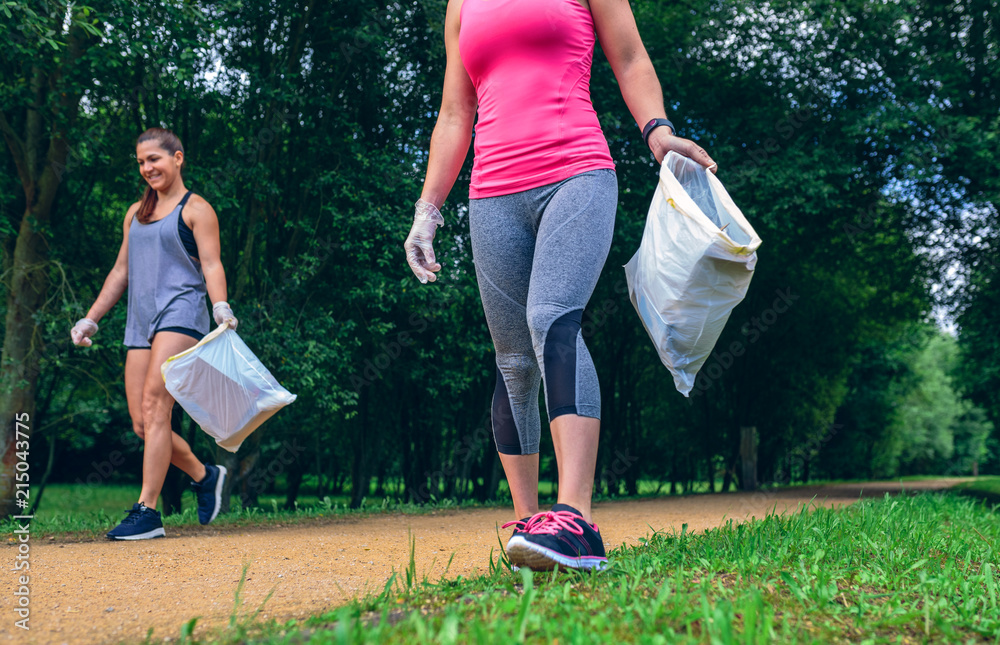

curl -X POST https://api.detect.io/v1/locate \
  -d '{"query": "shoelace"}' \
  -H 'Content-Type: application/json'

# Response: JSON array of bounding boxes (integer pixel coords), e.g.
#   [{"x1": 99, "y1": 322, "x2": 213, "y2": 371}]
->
[
  {"x1": 520, "y1": 510, "x2": 590, "y2": 536},
  {"x1": 119, "y1": 506, "x2": 144, "y2": 525},
  {"x1": 502, "y1": 513, "x2": 547, "y2": 533}
]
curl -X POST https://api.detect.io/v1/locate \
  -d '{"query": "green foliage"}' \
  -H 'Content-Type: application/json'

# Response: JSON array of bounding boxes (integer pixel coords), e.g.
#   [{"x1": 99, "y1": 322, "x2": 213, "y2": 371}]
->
[
  {"x1": 896, "y1": 334, "x2": 960, "y2": 470},
  {"x1": 825, "y1": 326, "x2": 993, "y2": 479},
  {"x1": 588, "y1": 0, "x2": 936, "y2": 487},
  {"x1": 891, "y1": 329, "x2": 994, "y2": 476},
  {"x1": 951, "y1": 407, "x2": 995, "y2": 476},
  {"x1": 957, "y1": 251, "x2": 1000, "y2": 470}
]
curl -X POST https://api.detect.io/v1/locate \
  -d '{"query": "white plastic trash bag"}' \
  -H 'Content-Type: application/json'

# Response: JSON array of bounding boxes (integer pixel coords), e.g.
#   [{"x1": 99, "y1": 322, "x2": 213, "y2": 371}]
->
[
  {"x1": 624, "y1": 151, "x2": 762, "y2": 397},
  {"x1": 161, "y1": 324, "x2": 297, "y2": 452}
]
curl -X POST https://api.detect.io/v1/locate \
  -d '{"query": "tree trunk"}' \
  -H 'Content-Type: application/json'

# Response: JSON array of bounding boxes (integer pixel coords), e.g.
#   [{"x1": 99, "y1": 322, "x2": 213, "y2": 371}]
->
[
  {"x1": 284, "y1": 461, "x2": 305, "y2": 510},
  {"x1": 27, "y1": 432, "x2": 56, "y2": 515},
  {"x1": 239, "y1": 431, "x2": 264, "y2": 508},
  {"x1": 314, "y1": 432, "x2": 325, "y2": 498},
  {"x1": 624, "y1": 378, "x2": 639, "y2": 497},
  {"x1": 740, "y1": 426, "x2": 758, "y2": 491},
  {"x1": 401, "y1": 387, "x2": 415, "y2": 502},
  {"x1": 486, "y1": 453, "x2": 502, "y2": 502},
  {"x1": 0, "y1": 16, "x2": 95, "y2": 518},
  {"x1": 350, "y1": 387, "x2": 369, "y2": 509},
  {"x1": 232, "y1": 198, "x2": 261, "y2": 301},
  {"x1": 721, "y1": 455, "x2": 734, "y2": 492},
  {"x1": 215, "y1": 446, "x2": 240, "y2": 513},
  {"x1": 0, "y1": 199, "x2": 56, "y2": 516},
  {"x1": 706, "y1": 453, "x2": 716, "y2": 493}
]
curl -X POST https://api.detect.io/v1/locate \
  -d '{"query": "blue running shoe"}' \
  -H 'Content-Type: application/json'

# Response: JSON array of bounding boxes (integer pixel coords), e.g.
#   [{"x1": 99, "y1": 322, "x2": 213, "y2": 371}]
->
[
  {"x1": 106, "y1": 503, "x2": 165, "y2": 541},
  {"x1": 505, "y1": 504, "x2": 608, "y2": 571},
  {"x1": 192, "y1": 463, "x2": 227, "y2": 525}
]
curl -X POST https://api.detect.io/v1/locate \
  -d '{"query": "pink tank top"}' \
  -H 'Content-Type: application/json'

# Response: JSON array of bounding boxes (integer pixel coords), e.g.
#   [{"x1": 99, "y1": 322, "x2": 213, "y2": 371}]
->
[{"x1": 459, "y1": 0, "x2": 615, "y2": 199}]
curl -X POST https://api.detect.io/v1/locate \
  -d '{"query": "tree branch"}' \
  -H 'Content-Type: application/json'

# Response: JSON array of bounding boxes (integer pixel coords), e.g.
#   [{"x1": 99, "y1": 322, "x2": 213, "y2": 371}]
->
[
  {"x1": 0, "y1": 110, "x2": 30, "y2": 189},
  {"x1": 38, "y1": 12, "x2": 100, "y2": 214}
]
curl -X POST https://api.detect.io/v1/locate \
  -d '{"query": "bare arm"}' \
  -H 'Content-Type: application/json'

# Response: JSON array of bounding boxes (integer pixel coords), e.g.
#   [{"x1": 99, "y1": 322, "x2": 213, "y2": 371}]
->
[
  {"x1": 419, "y1": 0, "x2": 478, "y2": 208},
  {"x1": 84, "y1": 204, "x2": 138, "y2": 323},
  {"x1": 591, "y1": 0, "x2": 716, "y2": 169},
  {"x1": 185, "y1": 196, "x2": 228, "y2": 306}
]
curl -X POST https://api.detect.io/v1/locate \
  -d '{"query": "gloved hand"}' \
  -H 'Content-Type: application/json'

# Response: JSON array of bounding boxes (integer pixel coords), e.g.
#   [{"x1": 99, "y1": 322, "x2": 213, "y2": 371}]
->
[
  {"x1": 213, "y1": 301, "x2": 238, "y2": 330},
  {"x1": 71, "y1": 318, "x2": 99, "y2": 347},
  {"x1": 403, "y1": 198, "x2": 444, "y2": 284}
]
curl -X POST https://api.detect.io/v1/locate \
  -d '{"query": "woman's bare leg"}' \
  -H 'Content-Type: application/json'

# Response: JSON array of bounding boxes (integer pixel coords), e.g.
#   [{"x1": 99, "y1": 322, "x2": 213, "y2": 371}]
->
[
  {"x1": 549, "y1": 414, "x2": 600, "y2": 522},
  {"x1": 499, "y1": 453, "x2": 540, "y2": 520},
  {"x1": 136, "y1": 332, "x2": 205, "y2": 509},
  {"x1": 126, "y1": 349, "x2": 206, "y2": 488}
]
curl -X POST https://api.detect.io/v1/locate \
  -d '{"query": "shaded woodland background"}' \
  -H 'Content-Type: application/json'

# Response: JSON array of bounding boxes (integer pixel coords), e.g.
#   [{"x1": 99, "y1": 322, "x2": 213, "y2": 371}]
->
[{"x1": 1, "y1": 0, "x2": 998, "y2": 517}]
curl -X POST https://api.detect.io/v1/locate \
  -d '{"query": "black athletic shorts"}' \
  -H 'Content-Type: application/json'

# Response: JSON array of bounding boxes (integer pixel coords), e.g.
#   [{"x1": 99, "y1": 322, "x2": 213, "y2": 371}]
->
[{"x1": 125, "y1": 326, "x2": 205, "y2": 351}]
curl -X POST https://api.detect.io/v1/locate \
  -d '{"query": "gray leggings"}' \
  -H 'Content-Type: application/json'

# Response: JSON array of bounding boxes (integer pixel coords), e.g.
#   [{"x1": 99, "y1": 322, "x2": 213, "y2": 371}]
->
[{"x1": 469, "y1": 169, "x2": 618, "y2": 455}]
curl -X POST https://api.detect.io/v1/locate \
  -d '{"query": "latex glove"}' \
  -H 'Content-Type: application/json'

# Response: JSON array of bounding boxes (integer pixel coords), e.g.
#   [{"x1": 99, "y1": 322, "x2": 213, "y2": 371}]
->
[
  {"x1": 213, "y1": 301, "x2": 238, "y2": 330},
  {"x1": 404, "y1": 199, "x2": 444, "y2": 284},
  {"x1": 71, "y1": 318, "x2": 99, "y2": 347}
]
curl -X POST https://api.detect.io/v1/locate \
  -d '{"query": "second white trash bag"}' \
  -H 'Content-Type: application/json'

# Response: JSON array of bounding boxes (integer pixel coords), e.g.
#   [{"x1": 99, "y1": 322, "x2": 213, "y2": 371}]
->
[
  {"x1": 624, "y1": 151, "x2": 762, "y2": 396},
  {"x1": 161, "y1": 324, "x2": 297, "y2": 452}
]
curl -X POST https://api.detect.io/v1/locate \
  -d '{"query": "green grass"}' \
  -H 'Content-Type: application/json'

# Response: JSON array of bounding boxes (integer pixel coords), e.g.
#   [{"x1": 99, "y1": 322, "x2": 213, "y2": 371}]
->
[
  {"x1": 173, "y1": 492, "x2": 999, "y2": 645},
  {"x1": 35, "y1": 483, "x2": 140, "y2": 515},
  {"x1": 953, "y1": 477, "x2": 1000, "y2": 506}
]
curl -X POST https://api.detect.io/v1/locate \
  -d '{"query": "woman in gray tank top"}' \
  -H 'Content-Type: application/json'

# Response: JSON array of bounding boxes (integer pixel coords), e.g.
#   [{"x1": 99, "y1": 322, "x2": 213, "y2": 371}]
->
[{"x1": 70, "y1": 128, "x2": 238, "y2": 540}]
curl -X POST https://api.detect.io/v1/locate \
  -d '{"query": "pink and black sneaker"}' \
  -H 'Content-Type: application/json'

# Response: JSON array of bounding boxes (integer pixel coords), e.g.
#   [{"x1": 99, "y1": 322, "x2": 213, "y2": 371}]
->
[
  {"x1": 505, "y1": 504, "x2": 608, "y2": 571},
  {"x1": 501, "y1": 516, "x2": 534, "y2": 537}
]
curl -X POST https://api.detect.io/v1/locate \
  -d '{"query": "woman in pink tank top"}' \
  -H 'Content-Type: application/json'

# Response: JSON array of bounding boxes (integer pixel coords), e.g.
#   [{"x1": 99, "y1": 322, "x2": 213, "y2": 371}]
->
[{"x1": 404, "y1": 0, "x2": 717, "y2": 571}]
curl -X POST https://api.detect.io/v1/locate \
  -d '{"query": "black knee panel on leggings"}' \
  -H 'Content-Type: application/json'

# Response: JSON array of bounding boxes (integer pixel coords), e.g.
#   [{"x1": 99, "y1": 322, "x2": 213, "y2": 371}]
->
[
  {"x1": 492, "y1": 367, "x2": 522, "y2": 454},
  {"x1": 543, "y1": 309, "x2": 583, "y2": 418}
]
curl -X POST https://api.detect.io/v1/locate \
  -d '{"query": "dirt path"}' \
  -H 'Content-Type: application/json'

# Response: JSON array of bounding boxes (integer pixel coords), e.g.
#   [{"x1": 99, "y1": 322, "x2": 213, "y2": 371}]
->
[{"x1": 2, "y1": 479, "x2": 968, "y2": 644}]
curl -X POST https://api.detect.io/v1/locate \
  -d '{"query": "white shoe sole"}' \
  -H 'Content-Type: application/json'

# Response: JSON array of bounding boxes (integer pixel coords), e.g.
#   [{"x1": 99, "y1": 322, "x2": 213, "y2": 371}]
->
[
  {"x1": 207, "y1": 465, "x2": 227, "y2": 524},
  {"x1": 506, "y1": 535, "x2": 608, "y2": 571},
  {"x1": 108, "y1": 527, "x2": 165, "y2": 541}
]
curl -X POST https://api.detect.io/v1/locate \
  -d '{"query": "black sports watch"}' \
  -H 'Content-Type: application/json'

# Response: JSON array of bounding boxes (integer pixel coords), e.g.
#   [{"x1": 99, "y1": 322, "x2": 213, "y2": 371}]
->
[{"x1": 642, "y1": 118, "x2": 676, "y2": 148}]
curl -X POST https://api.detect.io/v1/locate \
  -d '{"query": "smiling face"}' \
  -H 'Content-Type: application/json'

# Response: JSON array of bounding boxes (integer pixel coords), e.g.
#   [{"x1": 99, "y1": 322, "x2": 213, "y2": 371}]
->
[{"x1": 136, "y1": 139, "x2": 183, "y2": 192}]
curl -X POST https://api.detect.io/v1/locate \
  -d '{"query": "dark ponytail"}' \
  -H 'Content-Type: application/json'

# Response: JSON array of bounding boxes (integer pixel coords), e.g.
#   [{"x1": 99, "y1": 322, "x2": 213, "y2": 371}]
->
[{"x1": 135, "y1": 128, "x2": 184, "y2": 224}]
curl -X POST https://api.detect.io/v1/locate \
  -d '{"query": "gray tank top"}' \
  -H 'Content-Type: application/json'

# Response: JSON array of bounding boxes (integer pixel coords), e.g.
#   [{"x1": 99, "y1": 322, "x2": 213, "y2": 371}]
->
[{"x1": 124, "y1": 191, "x2": 211, "y2": 347}]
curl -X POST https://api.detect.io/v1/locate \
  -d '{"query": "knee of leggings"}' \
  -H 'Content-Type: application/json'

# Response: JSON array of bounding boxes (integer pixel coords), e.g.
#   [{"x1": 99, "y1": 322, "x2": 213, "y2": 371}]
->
[
  {"x1": 525, "y1": 305, "x2": 554, "y2": 348},
  {"x1": 539, "y1": 309, "x2": 584, "y2": 417},
  {"x1": 496, "y1": 352, "x2": 540, "y2": 381},
  {"x1": 528, "y1": 306, "x2": 582, "y2": 350},
  {"x1": 535, "y1": 308, "x2": 582, "y2": 366}
]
